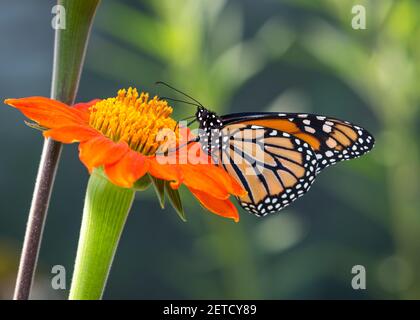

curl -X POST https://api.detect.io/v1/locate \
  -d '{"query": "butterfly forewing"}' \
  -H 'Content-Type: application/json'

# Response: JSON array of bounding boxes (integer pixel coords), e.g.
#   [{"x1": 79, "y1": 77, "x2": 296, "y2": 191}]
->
[
  {"x1": 221, "y1": 112, "x2": 375, "y2": 173},
  {"x1": 214, "y1": 123, "x2": 318, "y2": 216}
]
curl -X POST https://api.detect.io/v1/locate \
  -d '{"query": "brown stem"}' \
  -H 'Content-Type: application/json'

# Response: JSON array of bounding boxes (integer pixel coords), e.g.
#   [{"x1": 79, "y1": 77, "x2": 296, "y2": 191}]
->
[{"x1": 13, "y1": 140, "x2": 62, "y2": 300}]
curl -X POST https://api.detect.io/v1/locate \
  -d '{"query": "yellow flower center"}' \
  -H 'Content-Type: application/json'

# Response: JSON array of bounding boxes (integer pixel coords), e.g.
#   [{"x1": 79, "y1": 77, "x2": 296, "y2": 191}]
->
[{"x1": 89, "y1": 87, "x2": 178, "y2": 155}]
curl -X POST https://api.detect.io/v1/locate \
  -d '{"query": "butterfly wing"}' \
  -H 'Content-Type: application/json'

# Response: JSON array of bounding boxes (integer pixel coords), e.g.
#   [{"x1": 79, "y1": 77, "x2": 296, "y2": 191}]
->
[
  {"x1": 221, "y1": 112, "x2": 375, "y2": 173},
  {"x1": 214, "y1": 123, "x2": 318, "y2": 216}
]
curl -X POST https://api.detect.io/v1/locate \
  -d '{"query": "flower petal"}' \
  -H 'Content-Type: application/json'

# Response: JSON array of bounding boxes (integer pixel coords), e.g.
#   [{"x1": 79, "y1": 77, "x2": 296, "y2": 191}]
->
[
  {"x1": 73, "y1": 99, "x2": 101, "y2": 122},
  {"x1": 200, "y1": 165, "x2": 246, "y2": 197},
  {"x1": 189, "y1": 187, "x2": 239, "y2": 222},
  {"x1": 4, "y1": 97, "x2": 87, "y2": 128},
  {"x1": 148, "y1": 159, "x2": 183, "y2": 188},
  {"x1": 180, "y1": 165, "x2": 231, "y2": 199},
  {"x1": 73, "y1": 99, "x2": 100, "y2": 113},
  {"x1": 43, "y1": 125, "x2": 100, "y2": 143},
  {"x1": 104, "y1": 150, "x2": 149, "y2": 188},
  {"x1": 79, "y1": 136, "x2": 129, "y2": 172}
]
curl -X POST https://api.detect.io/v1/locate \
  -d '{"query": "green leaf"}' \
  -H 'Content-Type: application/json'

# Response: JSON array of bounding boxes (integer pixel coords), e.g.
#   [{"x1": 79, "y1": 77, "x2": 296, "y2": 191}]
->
[
  {"x1": 133, "y1": 174, "x2": 151, "y2": 191},
  {"x1": 150, "y1": 176, "x2": 165, "y2": 209},
  {"x1": 165, "y1": 182, "x2": 186, "y2": 222},
  {"x1": 24, "y1": 121, "x2": 46, "y2": 131}
]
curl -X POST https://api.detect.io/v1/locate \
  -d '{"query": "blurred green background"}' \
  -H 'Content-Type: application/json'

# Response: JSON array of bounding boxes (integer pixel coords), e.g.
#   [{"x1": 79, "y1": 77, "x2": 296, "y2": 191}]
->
[{"x1": 1, "y1": 0, "x2": 419, "y2": 299}]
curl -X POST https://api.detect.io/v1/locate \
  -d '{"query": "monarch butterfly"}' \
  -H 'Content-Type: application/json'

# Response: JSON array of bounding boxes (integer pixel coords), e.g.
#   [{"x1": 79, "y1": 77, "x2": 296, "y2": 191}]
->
[{"x1": 157, "y1": 82, "x2": 375, "y2": 217}]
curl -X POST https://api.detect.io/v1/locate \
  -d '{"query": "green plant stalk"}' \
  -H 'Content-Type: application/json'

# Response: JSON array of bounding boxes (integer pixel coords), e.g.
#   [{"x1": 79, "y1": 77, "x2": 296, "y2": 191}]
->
[
  {"x1": 13, "y1": 0, "x2": 100, "y2": 300},
  {"x1": 69, "y1": 170, "x2": 135, "y2": 300}
]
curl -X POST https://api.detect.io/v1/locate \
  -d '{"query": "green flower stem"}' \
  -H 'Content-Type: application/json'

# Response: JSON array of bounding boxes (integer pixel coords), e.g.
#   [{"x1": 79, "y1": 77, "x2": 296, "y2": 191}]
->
[
  {"x1": 13, "y1": 0, "x2": 100, "y2": 300},
  {"x1": 51, "y1": 0, "x2": 101, "y2": 103},
  {"x1": 69, "y1": 170, "x2": 135, "y2": 300}
]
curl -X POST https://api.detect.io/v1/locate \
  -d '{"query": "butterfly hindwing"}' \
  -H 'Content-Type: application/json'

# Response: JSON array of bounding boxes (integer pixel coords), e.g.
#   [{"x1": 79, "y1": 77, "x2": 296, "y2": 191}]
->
[{"x1": 213, "y1": 123, "x2": 318, "y2": 216}]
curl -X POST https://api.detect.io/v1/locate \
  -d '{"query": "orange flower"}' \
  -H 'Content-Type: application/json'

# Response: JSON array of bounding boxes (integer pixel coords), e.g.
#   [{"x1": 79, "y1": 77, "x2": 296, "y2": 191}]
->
[{"x1": 4, "y1": 88, "x2": 246, "y2": 222}]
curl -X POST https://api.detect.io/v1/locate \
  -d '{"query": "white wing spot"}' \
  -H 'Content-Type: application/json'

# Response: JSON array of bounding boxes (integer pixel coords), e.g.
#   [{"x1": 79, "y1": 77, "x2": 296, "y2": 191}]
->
[
  {"x1": 322, "y1": 124, "x2": 332, "y2": 133},
  {"x1": 305, "y1": 126, "x2": 316, "y2": 133}
]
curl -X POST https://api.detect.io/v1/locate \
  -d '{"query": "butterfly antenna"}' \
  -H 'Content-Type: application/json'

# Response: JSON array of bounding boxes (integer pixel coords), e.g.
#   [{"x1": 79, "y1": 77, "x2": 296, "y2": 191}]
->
[
  {"x1": 156, "y1": 81, "x2": 204, "y2": 108},
  {"x1": 160, "y1": 96, "x2": 201, "y2": 108}
]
